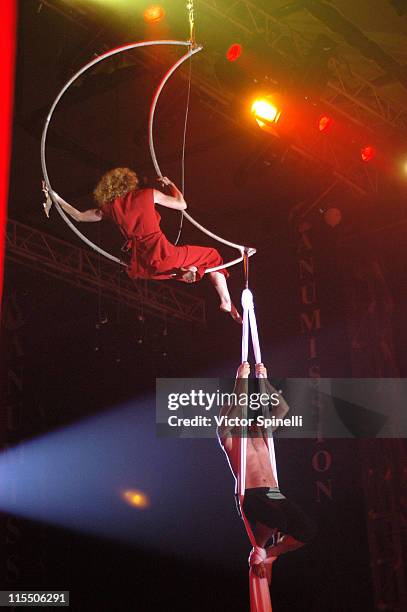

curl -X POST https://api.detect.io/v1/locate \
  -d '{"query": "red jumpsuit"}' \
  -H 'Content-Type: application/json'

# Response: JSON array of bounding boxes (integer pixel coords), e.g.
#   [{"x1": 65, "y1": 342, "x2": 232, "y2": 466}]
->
[{"x1": 102, "y1": 188, "x2": 228, "y2": 281}]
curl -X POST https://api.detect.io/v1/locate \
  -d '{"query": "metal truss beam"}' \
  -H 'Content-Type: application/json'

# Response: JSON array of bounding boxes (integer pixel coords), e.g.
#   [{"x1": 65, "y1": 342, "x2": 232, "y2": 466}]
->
[
  {"x1": 360, "y1": 439, "x2": 407, "y2": 611},
  {"x1": 344, "y1": 257, "x2": 407, "y2": 611},
  {"x1": 5, "y1": 219, "x2": 206, "y2": 326},
  {"x1": 188, "y1": 0, "x2": 407, "y2": 194},
  {"x1": 187, "y1": 51, "x2": 378, "y2": 195},
  {"x1": 48, "y1": 0, "x2": 407, "y2": 133},
  {"x1": 41, "y1": 0, "x2": 400, "y2": 195},
  {"x1": 198, "y1": 0, "x2": 407, "y2": 132}
]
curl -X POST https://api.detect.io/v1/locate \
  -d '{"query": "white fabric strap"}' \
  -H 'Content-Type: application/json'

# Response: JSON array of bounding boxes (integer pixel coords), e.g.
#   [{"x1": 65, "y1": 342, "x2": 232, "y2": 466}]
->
[
  {"x1": 239, "y1": 287, "x2": 279, "y2": 612},
  {"x1": 249, "y1": 301, "x2": 262, "y2": 365},
  {"x1": 249, "y1": 546, "x2": 267, "y2": 566},
  {"x1": 239, "y1": 287, "x2": 278, "y2": 496},
  {"x1": 241, "y1": 288, "x2": 262, "y2": 364},
  {"x1": 237, "y1": 288, "x2": 278, "y2": 612}
]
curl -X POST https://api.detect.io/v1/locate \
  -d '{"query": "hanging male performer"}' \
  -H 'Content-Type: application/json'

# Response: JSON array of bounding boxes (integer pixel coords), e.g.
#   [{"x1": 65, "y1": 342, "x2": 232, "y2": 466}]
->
[{"x1": 217, "y1": 362, "x2": 316, "y2": 578}]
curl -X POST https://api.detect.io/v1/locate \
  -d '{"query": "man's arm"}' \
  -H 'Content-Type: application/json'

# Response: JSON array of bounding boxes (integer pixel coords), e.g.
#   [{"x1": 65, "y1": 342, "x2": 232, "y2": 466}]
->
[
  {"x1": 255, "y1": 363, "x2": 289, "y2": 430},
  {"x1": 217, "y1": 362, "x2": 250, "y2": 448}
]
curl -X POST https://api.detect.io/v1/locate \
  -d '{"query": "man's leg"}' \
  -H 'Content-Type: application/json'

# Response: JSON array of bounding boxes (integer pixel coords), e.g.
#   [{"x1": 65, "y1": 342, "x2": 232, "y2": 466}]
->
[
  {"x1": 266, "y1": 498, "x2": 316, "y2": 557},
  {"x1": 249, "y1": 521, "x2": 278, "y2": 579},
  {"x1": 266, "y1": 533, "x2": 305, "y2": 556},
  {"x1": 243, "y1": 491, "x2": 316, "y2": 562},
  {"x1": 252, "y1": 521, "x2": 278, "y2": 548},
  {"x1": 243, "y1": 491, "x2": 283, "y2": 579},
  {"x1": 251, "y1": 524, "x2": 306, "y2": 577}
]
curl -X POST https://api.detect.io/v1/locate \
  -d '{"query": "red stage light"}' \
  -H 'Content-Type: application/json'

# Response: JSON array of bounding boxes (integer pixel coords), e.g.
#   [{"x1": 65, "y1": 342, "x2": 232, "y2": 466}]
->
[
  {"x1": 361, "y1": 145, "x2": 376, "y2": 162},
  {"x1": 318, "y1": 115, "x2": 333, "y2": 132},
  {"x1": 226, "y1": 43, "x2": 243, "y2": 62},
  {"x1": 143, "y1": 5, "x2": 165, "y2": 24}
]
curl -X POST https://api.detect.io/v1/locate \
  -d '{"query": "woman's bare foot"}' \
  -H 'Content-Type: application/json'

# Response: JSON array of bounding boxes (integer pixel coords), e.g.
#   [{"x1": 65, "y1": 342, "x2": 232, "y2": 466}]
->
[
  {"x1": 181, "y1": 268, "x2": 197, "y2": 283},
  {"x1": 220, "y1": 302, "x2": 243, "y2": 324},
  {"x1": 172, "y1": 267, "x2": 197, "y2": 283},
  {"x1": 209, "y1": 271, "x2": 241, "y2": 322}
]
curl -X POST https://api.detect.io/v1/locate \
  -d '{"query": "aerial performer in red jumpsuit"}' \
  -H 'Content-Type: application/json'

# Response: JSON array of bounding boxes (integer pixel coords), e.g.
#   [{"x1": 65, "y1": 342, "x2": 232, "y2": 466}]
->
[{"x1": 53, "y1": 167, "x2": 242, "y2": 323}]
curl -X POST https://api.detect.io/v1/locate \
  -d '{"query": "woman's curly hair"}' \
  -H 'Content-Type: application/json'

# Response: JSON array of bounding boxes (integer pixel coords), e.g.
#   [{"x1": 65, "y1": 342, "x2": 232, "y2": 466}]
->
[{"x1": 93, "y1": 167, "x2": 139, "y2": 207}]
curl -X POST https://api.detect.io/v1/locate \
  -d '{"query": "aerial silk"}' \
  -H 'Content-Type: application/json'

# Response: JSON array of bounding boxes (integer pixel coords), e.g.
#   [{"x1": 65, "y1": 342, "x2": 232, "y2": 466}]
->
[{"x1": 239, "y1": 269, "x2": 279, "y2": 612}]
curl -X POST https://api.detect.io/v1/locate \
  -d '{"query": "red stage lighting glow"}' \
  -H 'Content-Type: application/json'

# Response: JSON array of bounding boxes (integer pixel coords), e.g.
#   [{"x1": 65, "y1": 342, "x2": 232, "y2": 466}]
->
[
  {"x1": 318, "y1": 115, "x2": 333, "y2": 132},
  {"x1": 0, "y1": 0, "x2": 16, "y2": 311},
  {"x1": 361, "y1": 145, "x2": 376, "y2": 162},
  {"x1": 226, "y1": 43, "x2": 243, "y2": 62},
  {"x1": 143, "y1": 5, "x2": 165, "y2": 24}
]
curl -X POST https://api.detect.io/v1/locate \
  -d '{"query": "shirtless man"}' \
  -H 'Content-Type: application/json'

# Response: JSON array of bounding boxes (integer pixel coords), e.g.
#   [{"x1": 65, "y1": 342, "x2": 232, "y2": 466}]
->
[{"x1": 218, "y1": 362, "x2": 316, "y2": 578}]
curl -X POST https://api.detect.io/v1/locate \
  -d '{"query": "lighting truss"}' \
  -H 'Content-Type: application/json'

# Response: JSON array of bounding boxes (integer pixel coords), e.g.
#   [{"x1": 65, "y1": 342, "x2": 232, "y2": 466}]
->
[
  {"x1": 40, "y1": 0, "x2": 406, "y2": 195},
  {"x1": 360, "y1": 439, "x2": 407, "y2": 612},
  {"x1": 198, "y1": 0, "x2": 407, "y2": 132},
  {"x1": 6, "y1": 219, "x2": 206, "y2": 326}
]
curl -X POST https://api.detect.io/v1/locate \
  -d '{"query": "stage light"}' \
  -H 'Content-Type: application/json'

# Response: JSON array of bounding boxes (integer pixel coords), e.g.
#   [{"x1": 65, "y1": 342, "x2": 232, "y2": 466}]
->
[
  {"x1": 323, "y1": 208, "x2": 342, "y2": 228},
  {"x1": 251, "y1": 97, "x2": 281, "y2": 125},
  {"x1": 318, "y1": 115, "x2": 333, "y2": 132},
  {"x1": 361, "y1": 145, "x2": 376, "y2": 162},
  {"x1": 122, "y1": 489, "x2": 150, "y2": 509},
  {"x1": 143, "y1": 5, "x2": 165, "y2": 23},
  {"x1": 226, "y1": 43, "x2": 242, "y2": 62}
]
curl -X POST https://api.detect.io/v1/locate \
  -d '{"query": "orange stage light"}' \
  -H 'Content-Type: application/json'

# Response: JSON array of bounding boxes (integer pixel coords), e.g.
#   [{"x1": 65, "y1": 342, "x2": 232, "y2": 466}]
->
[
  {"x1": 251, "y1": 97, "x2": 281, "y2": 126},
  {"x1": 143, "y1": 5, "x2": 165, "y2": 24},
  {"x1": 122, "y1": 489, "x2": 150, "y2": 509}
]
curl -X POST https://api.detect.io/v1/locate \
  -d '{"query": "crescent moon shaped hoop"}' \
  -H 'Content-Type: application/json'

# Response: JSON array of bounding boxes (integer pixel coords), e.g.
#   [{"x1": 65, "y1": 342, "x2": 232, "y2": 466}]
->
[
  {"x1": 148, "y1": 48, "x2": 256, "y2": 273},
  {"x1": 41, "y1": 40, "x2": 200, "y2": 265}
]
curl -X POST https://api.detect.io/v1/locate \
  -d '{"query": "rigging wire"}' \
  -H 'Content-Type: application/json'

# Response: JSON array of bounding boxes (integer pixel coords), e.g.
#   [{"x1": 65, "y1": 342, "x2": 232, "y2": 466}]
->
[
  {"x1": 174, "y1": 1, "x2": 195, "y2": 245},
  {"x1": 175, "y1": 49, "x2": 192, "y2": 245}
]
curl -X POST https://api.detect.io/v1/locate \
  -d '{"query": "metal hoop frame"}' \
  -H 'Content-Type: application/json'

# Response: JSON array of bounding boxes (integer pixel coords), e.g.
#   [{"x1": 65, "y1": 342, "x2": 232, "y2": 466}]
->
[
  {"x1": 41, "y1": 39, "x2": 256, "y2": 272},
  {"x1": 147, "y1": 46, "x2": 256, "y2": 273}
]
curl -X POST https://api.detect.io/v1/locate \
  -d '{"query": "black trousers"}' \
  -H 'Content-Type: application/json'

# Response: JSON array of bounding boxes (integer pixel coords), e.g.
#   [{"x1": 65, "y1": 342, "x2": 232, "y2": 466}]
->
[{"x1": 242, "y1": 487, "x2": 316, "y2": 543}]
